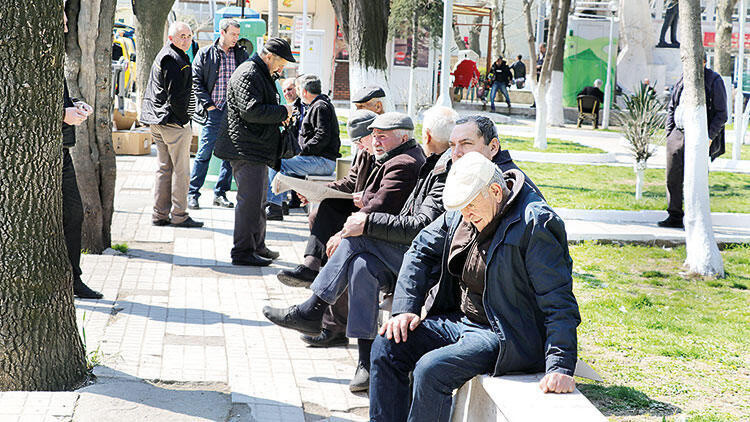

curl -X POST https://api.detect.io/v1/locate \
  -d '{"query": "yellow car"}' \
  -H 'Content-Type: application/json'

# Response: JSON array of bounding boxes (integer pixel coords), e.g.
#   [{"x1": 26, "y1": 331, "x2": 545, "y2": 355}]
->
[{"x1": 112, "y1": 31, "x2": 136, "y2": 95}]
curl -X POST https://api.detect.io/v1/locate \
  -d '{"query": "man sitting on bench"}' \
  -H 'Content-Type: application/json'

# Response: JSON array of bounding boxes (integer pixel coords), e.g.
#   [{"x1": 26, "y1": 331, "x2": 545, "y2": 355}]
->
[{"x1": 369, "y1": 152, "x2": 581, "y2": 422}]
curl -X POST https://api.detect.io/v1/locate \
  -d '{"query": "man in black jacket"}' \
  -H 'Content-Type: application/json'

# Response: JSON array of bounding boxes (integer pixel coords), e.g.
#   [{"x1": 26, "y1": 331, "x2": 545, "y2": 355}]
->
[
  {"x1": 509, "y1": 54, "x2": 526, "y2": 88},
  {"x1": 659, "y1": 58, "x2": 727, "y2": 228},
  {"x1": 266, "y1": 74, "x2": 341, "y2": 220},
  {"x1": 214, "y1": 38, "x2": 296, "y2": 266},
  {"x1": 187, "y1": 18, "x2": 248, "y2": 210},
  {"x1": 489, "y1": 57, "x2": 512, "y2": 112},
  {"x1": 141, "y1": 22, "x2": 202, "y2": 228}
]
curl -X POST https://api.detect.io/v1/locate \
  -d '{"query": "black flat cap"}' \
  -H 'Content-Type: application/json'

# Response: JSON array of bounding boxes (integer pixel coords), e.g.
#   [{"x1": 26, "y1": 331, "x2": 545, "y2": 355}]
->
[
  {"x1": 347, "y1": 110, "x2": 378, "y2": 140},
  {"x1": 368, "y1": 112, "x2": 414, "y2": 131},
  {"x1": 264, "y1": 37, "x2": 296, "y2": 63},
  {"x1": 352, "y1": 85, "x2": 386, "y2": 103}
]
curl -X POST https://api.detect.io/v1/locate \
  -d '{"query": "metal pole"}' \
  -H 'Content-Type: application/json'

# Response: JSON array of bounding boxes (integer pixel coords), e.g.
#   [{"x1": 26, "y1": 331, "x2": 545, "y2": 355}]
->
[
  {"x1": 602, "y1": 14, "x2": 615, "y2": 129},
  {"x1": 269, "y1": 0, "x2": 279, "y2": 37},
  {"x1": 486, "y1": 11, "x2": 493, "y2": 73},
  {"x1": 300, "y1": 0, "x2": 308, "y2": 74},
  {"x1": 734, "y1": 0, "x2": 746, "y2": 160},
  {"x1": 436, "y1": 0, "x2": 454, "y2": 108}
]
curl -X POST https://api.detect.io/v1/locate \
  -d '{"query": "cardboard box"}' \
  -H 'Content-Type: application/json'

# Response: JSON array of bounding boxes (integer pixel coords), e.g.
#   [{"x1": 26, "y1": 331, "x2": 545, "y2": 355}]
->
[
  {"x1": 113, "y1": 129, "x2": 151, "y2": 155},
  {"x1": 190, "y1": 135, "x2": 199, "y2": 156},
  {"x1": 113, "y1": 109, "x2": 139, "y2": 131}
]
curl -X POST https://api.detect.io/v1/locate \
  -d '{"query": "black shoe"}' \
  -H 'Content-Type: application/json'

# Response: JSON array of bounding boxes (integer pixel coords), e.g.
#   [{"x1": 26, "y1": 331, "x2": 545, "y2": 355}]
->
[
  {"x1": 277, "y1": 265, "x2": 318, "y2": 288},
  {"x1": 152, "y1": 218, "x2": 170, "y2": 226},
  {"x1": 73, "y1": 280, "x2": 103, "y2": 299},
  {"x1": 266, "y1": 203, "x2": 284, "y2": 221},
  {"x1": 172, "y1": 217, "x2": 204, "y2": 228},
  {"x1": 656, "y1": 41, "x2": 671, "y2": 48},
  {"x1": 188, "y1": 196, "x2": 200, "y2": 210},
  {"x1": 282, "y1": 201, "x2": 290, "y2": 215},
  {"x1": 232, "y1": 253, "x2": 273, "y2": 267},
  {"x1": 262, "y1": 305, "x2": 322, "y2": 336},
  {"x1": 257, "y1": 247, "x2": 280, "y2": 260},
  {"x1": 657, "y1": 217, "x2": 684, "y2": 229},
  {"x1": 300, "y1": 328, "x2": 348, "y2": 348},
  {"x1": 213, "y1": 195, "x2": 234, "y2": 208},
  {"x1": 349, "y1": 363, "x2": 370, "y2": 392}
]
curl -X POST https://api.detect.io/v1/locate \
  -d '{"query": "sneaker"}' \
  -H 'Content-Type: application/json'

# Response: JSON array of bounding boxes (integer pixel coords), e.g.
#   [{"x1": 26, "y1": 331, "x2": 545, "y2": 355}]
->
[
  {"x1": 277, "y1": 265, "x2": 318, "y2": 288},
  {"x1": 266, "y1": 203, "x2": 284, "y2": 221},
  {"x1": 188, "y1": 196, "x2": 200, "y2": 210},
  {"x1": 171, "y1": 217, "x2": 204, "y2": 228},
  {"x1": 657, "y1": 217, "x2": 684, "y2": 229},
  {"x1": 213, "y1": 195, "x2": 234, "y2": 208},
  {"x1": 349, "y1": 363, "x2": 370, "y2": 392}
]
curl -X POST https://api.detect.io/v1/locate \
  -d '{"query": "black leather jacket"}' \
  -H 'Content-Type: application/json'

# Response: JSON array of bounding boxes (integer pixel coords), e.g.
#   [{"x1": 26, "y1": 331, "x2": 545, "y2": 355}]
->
[{"x1": 140, "y1": 44, "x2": 192, "y2": 126}]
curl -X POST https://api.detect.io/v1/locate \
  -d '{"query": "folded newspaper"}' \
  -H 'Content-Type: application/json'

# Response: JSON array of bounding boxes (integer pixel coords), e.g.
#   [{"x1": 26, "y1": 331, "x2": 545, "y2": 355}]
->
[{"x1": 271, "y1": 173, "x2": 353, "y2": 202}]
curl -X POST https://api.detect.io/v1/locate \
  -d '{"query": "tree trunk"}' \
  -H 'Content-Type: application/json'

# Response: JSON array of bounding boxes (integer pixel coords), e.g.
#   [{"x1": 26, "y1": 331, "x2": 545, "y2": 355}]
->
[
  {"x1": 545, "y1": 0, "x2": 570, "y2": 127},
  {"x1": 407, "y1": 8, "x2": 419, "y2": 118},
  {"x1": 522, "y1": 0, "x2": 548, "y2": 148},
  {"x1": 469, "y1": 15, "x2": 484, "y2": 55},
  {"x1": 453, "y1": 16, "x2": 466, "y2": 48},
  {"x1": 330, "y1": 0, "x2": 350, "y2": 44},
  {"x1": 348, "y1": 0, "x2": 393, "y2": 110},
  {"x1": 0, "y1": 0, "x2": 88, "y2": 390},
  {"x1": 679, "y1": 0, "x2": 725, "y2": 277},
  {"x1": 496, "y1": 0, "x2": 507, "y2": 58},
  {"x1": 268, "y1": 0, "x2": 279, "y2": 37},
  {"x1": 64, "y1": 0, "x2": 117, "y2": 254},
  {"x1": 132, "y1": 0, "x2": 176, "y2": 115},
  {"x1": 715, "y1": 0, "x2": 737, "y2": 76}
]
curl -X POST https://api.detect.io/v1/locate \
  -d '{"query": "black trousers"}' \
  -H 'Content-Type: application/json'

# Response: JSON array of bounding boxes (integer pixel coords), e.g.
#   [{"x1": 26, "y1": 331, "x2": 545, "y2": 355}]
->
[
  {"x1": 665, "y1": 130, "x2": 685, "y2": 220},
  {"x1": 62, "y1": 148, "x2": 84, "y2": 282},
  {"x1": 230, "y1": 160, "x2": 268, "y2": 259}
]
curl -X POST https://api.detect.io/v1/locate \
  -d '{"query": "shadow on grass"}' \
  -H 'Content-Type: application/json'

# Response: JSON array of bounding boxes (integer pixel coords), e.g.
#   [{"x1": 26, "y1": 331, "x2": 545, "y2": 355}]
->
[{"x1": 578, "y1": 384, "x2": 680, "y2": 418}]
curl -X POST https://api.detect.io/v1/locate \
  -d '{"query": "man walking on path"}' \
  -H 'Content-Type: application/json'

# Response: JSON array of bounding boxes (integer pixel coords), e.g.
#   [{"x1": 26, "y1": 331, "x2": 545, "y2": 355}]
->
[
  {"x1": 214, "y1": 38, "x2": 296, "y2": 266},
  {"x1": 141, "y1": 22, "x2": 203, "y2": 228},
  {"x1": 489, "y1": 57, "x2": 512, "y2": 112},
  {"x1": 510, "y1": 54, "x2": 526, "y2": 89},
  {"x1": 188, "y1": 18, "x2": 248, "y2": 210}
]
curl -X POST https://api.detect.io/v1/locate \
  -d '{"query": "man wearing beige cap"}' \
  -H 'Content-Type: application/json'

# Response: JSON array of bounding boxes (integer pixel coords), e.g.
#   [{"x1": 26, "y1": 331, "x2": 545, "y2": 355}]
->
[{"x1": 368, "y1": 152, "x2": 580, "y2": 421}]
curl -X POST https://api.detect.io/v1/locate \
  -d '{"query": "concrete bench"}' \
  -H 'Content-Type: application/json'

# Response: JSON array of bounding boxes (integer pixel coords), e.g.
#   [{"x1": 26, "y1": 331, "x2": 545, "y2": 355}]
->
[{"x1": 451, "y1": 363, "x2": 605, "y2": 422}]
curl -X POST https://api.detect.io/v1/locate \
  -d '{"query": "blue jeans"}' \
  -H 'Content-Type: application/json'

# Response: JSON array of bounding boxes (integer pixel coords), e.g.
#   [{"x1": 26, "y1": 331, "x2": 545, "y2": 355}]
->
[
  {"x1": 266, "y1": 155, "x2": 335, "y2": 206},
  {"x1": 189, "y1": 108, "x2": 232, "y2": 198},
  {"x1": 310, "y1": 236, "x2": 408, "y2": 339},
  {"x1": 370, "y1": 313, "x2": 499, "y2": 422},
  {"x1": 490, "y1": 81, "x2": 511, "y2": 110}
]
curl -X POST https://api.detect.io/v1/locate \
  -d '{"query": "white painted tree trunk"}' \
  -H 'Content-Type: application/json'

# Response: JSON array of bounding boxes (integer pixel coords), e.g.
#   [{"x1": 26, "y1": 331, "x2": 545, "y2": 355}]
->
[
  {"x1": 534, "y1": 84, "x2": 548, "y2": 149},
  {"x1": 634, "y1": 161, "x2": 646, "y2": 200},
  {"x1": 407, "y1": 66, "x2": 417, "y2": 118},
  {"x1": 349, "y1": 60, "x2": 394, "y2": 112},
  {"x1": 546, "y1": 70, "x2": 565, "y2": 126}
]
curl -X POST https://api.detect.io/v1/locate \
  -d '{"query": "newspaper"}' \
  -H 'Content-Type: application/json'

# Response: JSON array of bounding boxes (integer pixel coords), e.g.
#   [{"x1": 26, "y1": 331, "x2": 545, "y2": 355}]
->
[{"x1": 271, "y1": 173, "x2": 353, "y2": 202}]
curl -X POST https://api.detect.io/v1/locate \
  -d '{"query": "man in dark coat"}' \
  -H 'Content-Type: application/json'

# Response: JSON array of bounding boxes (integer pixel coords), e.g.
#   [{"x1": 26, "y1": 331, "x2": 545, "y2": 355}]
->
[
  {"x1": 489, "y1": 57, "x2": 513, "y2": 112},
  {"x1": 213, "y1": 38, "x2": 296, "y2": 266},
  {"x1": 659, "y1": 59, "x2": 727, "y2": 228},
  {"x1": 266, "y1": 74, "x2": 341, "y2": 220},
  {"x1": 509, "y1": 54, "x2": 526, "y2": 88},
  {"x1": 370, "y1": 151, "x2": 580, "y2": 422},
  {"x1": 141, "y1": 22, "x2": 202, "y2": 228},
  {"x1": 188, "y1": 18, "x2": 248, "y2": 210},
  {"x1": 578, "y1": 79, "x2": 605, "y2": 125}
]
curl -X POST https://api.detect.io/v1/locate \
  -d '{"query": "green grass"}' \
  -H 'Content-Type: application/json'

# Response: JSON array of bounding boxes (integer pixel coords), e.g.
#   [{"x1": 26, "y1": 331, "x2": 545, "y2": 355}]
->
[
  {"x1": 520, "y1": 162, "x2": 750, "y2": 213},
  {"x1": 111, "y1": 243, "x2": 129, "y2": 254},
  {"x1": 572, "y1": 242, "x2": 750, "y2": 420},
  {"x1": 499, "y1": 135, "x2": 606, "y2": 154}
]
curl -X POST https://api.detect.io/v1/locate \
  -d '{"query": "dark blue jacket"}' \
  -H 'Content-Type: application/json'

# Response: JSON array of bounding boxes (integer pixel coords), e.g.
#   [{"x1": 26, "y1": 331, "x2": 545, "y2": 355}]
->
[{"x1": 391, "y1": 180, "x2": 580, "y2": 377}]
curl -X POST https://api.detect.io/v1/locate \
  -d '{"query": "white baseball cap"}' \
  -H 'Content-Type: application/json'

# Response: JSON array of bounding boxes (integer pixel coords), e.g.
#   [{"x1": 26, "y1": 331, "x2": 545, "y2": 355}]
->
[{"x1": 443, "y1": 151, "x2": 498, "y2": 211}]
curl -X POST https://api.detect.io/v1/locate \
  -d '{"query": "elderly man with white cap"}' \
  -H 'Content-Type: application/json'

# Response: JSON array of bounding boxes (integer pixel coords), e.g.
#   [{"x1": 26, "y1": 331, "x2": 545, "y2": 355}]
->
[{"x1": 368, "y1": 152, "x2": 581, "y2": 422}]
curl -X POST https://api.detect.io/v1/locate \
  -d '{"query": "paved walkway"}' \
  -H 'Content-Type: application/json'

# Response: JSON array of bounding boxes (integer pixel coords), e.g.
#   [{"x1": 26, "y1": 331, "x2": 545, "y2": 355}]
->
[{"x1": 2, "y1": 141, "x2": 748, "y2": 421}]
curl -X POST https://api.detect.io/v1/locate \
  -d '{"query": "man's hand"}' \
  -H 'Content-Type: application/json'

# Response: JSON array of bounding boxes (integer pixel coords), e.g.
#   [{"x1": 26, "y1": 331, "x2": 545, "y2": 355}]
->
[
  {"x1": 378, "y1": 313, "x2": 421, "y2": 343},
  {"x1": 64, "y1": 107, "x2": 88, "y2": 126},
  {"x1": 539, "y1": 372, "x2": 575, "y2": 394},
  {"x1": 341, "y1": 212, "x2": 367, "y2": 238},
  {"x1": 326, "y1": 231, "x2": 343, "y2": 257},
  {"x1": 74, "y1": 101, "x2": 93, "y2": 116},
  {"x1": 352, "y1": 191, "x2": 364, "y2": 209},
  {"x1": 284, "y1": 103, "x2": 294, "y2": 117}
]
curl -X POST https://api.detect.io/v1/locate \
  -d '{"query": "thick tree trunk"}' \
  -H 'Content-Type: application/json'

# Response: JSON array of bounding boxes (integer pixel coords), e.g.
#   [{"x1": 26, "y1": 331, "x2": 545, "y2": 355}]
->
[
  {"x1": 0, "y1": 0, "x2": 88, "y2": 390},
  {"x1": 546, "y1": 0, "x2": 570, "y2": 127},
  {"x1": 330, "y1": 0, "x2": 350, "y2": 44},
  {"x1": 133, "y1": 0, "x2": 176, "y2": 114},
  {"x1": 494, "y1": 0, "x2": 507, "y2": 58},
  {"x1": 469, "y1": 15, "x2": 484, "y2": 55},
  {"x1": 64, "y1": 0, "x2": 117, "y2": 254},
  {"x1": 348, "y1": 0, "x2": 393, "y2": 109},
  {"x1": 715, "y1": 0, "x2": 737, "y2": 76},
  {"x1": 679, "y1": 0, "x2": 725, "y2": 277}
]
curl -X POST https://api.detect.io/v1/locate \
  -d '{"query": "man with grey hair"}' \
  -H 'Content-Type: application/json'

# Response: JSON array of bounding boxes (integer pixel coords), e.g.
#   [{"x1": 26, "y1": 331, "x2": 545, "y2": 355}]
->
[
  {"x1": 266, "y1": 74, "x2": 341, "y2": 220},
  {"x1": 369, "y1": 151, "x2": 580, "y2": 421},
  {"x1": 188, "y1": 18, "x2": 248, "y2": 210},
  {"x1": 141, "y1": 21, "x2": 202, "y2": 228}
]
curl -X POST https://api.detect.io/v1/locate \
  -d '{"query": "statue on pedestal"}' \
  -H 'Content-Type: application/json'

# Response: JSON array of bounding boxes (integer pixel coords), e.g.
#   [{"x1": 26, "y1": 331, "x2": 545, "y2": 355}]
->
[{"x1": 656, "y1": 0, "x2": 680, "y2": 48}]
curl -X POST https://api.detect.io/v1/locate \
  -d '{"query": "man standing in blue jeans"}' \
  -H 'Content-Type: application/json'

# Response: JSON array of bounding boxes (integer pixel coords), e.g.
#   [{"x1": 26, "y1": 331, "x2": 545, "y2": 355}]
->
[
  {"x1": 489, "y1": 56, "x2": 513, "y2": 112},
  {"x1": 266, "y1": 74, "x2": 341, "y2": 220},
  {"x1": 188, "y1": 18, "x2": 248, "y2": 210}
]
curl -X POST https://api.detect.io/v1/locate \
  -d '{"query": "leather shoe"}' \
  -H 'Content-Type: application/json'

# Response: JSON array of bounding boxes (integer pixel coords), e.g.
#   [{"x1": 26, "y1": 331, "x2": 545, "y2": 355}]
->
[
  {"x1": 152, "y1": 218, "x2": 170, "y2": 226},
  {"x1": 73, "y1": 280, "x2": 103, "y2": 299},
  {"x1": 172, "y1": 217, "x2": 204, "y2": 228},
  {"x1": 262, "y1": 305, "x2": 322, "y2": 336},
  {"x1": 188, "y1": 196, "x2": 200, "y2": 209},
  {"x1": 657, "y1": 217, "x2": 684, "y2": 229},
  {"x1": 277, "y1": 265, "x2": 318, "y2": 288},
  {"x1": 213, "y1": 195, "x2": 234, "y2": 208},
  {"x1": 232, "y1": 253, "x2": 273, "y2": 267},
  {"x1": 300, "y1": 328, "x2": 348, "y2": 348},
  {"x1": 282, "y1": 201, "x2": 290, "y2": 215},
  {"x1": 266, "y1": 203, "x2": 283, "y2": 221},
  {"x1": 257, "y1": 247, "x2": 280, "y2": 260},
  {"x1": 349, "y1": 363, "x2": 370, "y2": 392}
]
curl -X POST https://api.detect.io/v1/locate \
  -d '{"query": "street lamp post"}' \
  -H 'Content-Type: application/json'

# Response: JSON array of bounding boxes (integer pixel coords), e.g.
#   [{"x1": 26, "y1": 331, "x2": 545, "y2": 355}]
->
[{"x1": 436, "y1": 0, "x2": 454, "y2": 108}]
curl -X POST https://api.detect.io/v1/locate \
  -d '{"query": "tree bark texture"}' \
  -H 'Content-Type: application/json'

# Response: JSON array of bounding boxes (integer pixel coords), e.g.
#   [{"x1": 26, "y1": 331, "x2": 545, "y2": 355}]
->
[
  {"x1": 0, "y1": 0, "x2": 88, "y2": 390},
  {"x1": 493, "y1": 0, "x2": 507, "y2": 58},
  {"x1": 679, "y1": 0, "x2": 725, "y2": 277},
  {"x1": 132, "y1": 0, "x2": 176, "y2": 114},
  {"x1": 715, "y1": 0, "x2": 738, "y2": 76},
  {"x1": 349, "y1": 0, "x2": 390, "y2": 70},
  {"x1": 469, "y1": 15, "x2": 484, "y2": 55},
  {"x1": 64, "y1": 0, "x2": 117, "y2": 254},
  {"x1": 545, "y1": 0, "x2": 570, "y2": 127},
  {"x1": 330, "y1": 0, "x2": 350, "y2": 44}
]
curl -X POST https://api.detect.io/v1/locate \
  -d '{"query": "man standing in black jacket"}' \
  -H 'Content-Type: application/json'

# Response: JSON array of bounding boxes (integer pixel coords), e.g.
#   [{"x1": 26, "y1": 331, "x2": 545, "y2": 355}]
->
[
  {"x1": 266, "y1": 74, "x2": 341, "y2": 220},
  {"x1": 489, "y1": 57, "x2": 513, "y2": 112},
  {"x1": 141, "y1": 22, "x2": 202, "y2": 228},
  {"x1": 214, "y1": 38, "x2": 296, "y2": 266},
  {"x1": 188, "y1": 18, "x2": 248, "y2": 210}
]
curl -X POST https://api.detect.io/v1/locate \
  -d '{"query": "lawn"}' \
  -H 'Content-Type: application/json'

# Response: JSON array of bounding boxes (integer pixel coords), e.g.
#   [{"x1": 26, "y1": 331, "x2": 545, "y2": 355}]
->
[
  {"x1": 499, "y1": 135, "x2": 606, "y2": 154},
  {"x1": 519, "y1": 162, "x2": 750, "y2": 213},
  {"x1": 571, "y1": 242, "x2": 750, "y2": 421}
]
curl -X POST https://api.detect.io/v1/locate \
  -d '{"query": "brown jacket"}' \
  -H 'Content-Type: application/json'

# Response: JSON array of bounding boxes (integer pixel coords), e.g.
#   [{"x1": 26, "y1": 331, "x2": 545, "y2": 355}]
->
[
  {"x1": 359, "y1": 139, "x2": 426, "y2": 214},
  {"x1": 327, "y1": 150, "x2": 374, "y2": 194}
]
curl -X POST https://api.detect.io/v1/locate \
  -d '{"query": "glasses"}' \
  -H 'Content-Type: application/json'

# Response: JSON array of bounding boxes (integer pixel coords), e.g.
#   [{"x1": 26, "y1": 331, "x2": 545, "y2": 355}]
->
[{"x1": 176, "y1": 33, "x2": 193, "y2": 40}]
